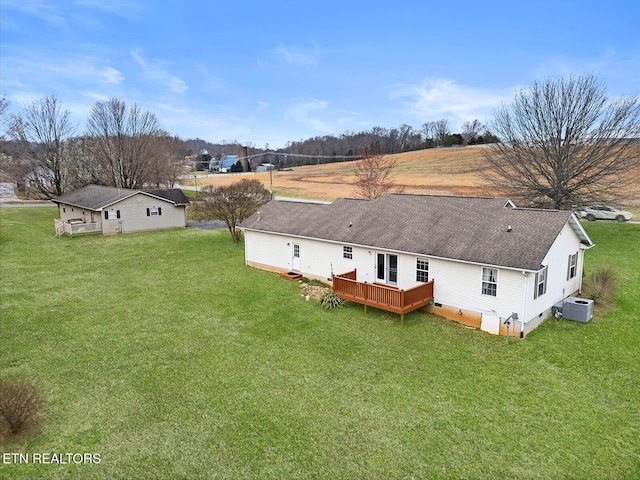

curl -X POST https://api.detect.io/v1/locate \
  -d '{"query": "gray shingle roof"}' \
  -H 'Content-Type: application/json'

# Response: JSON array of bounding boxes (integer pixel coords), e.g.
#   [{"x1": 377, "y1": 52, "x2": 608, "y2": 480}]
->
[
  {"x1": 240, "y1": 194, "x2": 593, "y2": 271},
  {"x1": 52, "y1": 185, "x2": 189, "y2": 210},
  {"x1": 142, "y1": 189, "x2": 190, "y2": 206}
]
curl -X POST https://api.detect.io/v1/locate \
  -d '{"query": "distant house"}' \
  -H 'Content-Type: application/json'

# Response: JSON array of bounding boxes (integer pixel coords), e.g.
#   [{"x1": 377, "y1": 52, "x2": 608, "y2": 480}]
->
[
  {"x1": 240, "y1": 194, "x2": 595, "y2": 336},
  {"x1": 52, "y1": 184, "x2": 190, "y2": 236}
]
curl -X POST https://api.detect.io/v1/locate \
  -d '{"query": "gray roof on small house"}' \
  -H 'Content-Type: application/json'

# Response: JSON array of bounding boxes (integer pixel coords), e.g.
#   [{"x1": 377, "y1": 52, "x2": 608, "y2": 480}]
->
[
  {"x1": 240, "y1": 194, "x2": 594, "y2": 271},
  {"x1": 141, "y1": 189, "x2": 190, "y2": 206},
  {"x1": 52, "y1": 185, "x2": 189, "y2": 210}
]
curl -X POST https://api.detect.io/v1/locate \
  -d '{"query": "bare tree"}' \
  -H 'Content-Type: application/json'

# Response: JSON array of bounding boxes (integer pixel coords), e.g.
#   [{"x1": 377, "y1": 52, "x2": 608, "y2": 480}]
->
[
  {"x1": 192, "y1": 178, "x2": 272, "y2": 242},
  {"x1": 461, "y1": 119, "x2": 484, "y2": 145},
  {"x1": 8, "y1": 95, "x2": 76, "y2": 197},
  {"x1": 64, "y1": 135, "x2": 103, "y2": 190},
  {"x1": 148, "y1": 134, "x2": 189, "y2": 187},
  {"x1": 433, "y1": 119, "x2": 450, "y2": 147},
  {"x1": 86, "y1": 98, "x2": 164, "y2": 189},
  {"x1": 0, "y1": 97, "x2": 9, "y2": 141},
  {"x1": 352, "y1": 149, "x2": 405, "y2": 199},
  {"x1": 485, "y1": 75, "x2": 640, "y2": 209}
]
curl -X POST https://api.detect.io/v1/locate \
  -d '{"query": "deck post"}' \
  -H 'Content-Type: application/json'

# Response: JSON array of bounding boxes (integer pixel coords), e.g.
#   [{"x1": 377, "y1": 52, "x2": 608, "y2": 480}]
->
[{"x1": 364, "y1": 281, "x2": 368, "y2": 314}]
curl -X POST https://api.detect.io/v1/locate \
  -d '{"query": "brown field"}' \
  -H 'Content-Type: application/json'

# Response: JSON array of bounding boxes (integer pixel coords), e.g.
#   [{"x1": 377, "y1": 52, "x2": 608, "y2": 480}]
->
[{"x1": 185, "y1": 145, "x2": 640, "y2": 211}]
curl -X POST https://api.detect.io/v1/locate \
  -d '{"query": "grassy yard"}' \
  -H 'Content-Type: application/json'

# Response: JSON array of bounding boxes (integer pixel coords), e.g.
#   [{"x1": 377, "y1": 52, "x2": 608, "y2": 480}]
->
[{"x1": 1, "y1": 208, "x2": 638, "y2": 479}]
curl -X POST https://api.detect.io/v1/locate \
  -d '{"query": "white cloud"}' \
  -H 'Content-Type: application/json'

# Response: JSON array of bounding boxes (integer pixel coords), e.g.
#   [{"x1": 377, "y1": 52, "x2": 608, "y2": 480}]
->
[
  {"x1": 269, "y1": 43, "x2": 320, "y2": 67},
  {"x1": 129, "y1": 48, "x2": 188, "y2": 94},
  {"x1": 47, "y1": 60, "x2": 124, "y2": 84},
  {"x1": 287, "y1": 99, "x2": 333, "y2": 132},
  {"x1": 168, "y1": 77, "x2": 188, "y2": 94},
  {"x1": 391, "y1": 77, "x2": 514, "y2": 129},
  {"x1": 3, "y1": 51, "x2": 124, "y2": 87},
  {"x1": 2, "y1": 0, "x2": 66, "y2": 25},
  {"x1": 74, "y1": 0, "x2": 144, "y2": 20},
  {"x1": 287, "y1": 99, "x2": 360, "y2": 134}
]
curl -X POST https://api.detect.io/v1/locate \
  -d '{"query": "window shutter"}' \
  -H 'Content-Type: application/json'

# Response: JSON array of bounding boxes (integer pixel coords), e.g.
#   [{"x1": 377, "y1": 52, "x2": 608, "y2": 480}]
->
[
  {"x1": 146, "y1": 208, "x2": 150, "y2": 216},
  {"x1": 534, "y1": 272, "x2": 539, "y2": 299},
  {"x1": 104, "y1": 211, "x2": 108, "y2": 220},
  {"x1": 567, "y1": 255, "x2": 572, "y2": 281},
  {"x1": 543, "y1": 267, "x2": 548, "y2": 295},
  {"x1": 117, "y1": 210, "x2": 121, "y2": 219},
  {"x1": 158, "y1": 207, "x2": 162, "y2": 216}
]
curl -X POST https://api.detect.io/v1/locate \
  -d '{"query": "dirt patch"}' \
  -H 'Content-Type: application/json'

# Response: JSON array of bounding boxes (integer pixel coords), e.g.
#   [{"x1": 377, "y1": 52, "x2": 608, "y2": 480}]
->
[{"x1": 299, "y1": 281, "x2": 330, "y2": 301}]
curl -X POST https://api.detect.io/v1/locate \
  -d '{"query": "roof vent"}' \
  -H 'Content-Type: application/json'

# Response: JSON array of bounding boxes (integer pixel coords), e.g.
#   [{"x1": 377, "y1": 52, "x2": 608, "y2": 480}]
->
[
  {"x1": 348, "y1": 222, "x2": 353, "y2": 227},
  {"x1": 507, "y1": 225, "x2": 512, "y2": 232}
]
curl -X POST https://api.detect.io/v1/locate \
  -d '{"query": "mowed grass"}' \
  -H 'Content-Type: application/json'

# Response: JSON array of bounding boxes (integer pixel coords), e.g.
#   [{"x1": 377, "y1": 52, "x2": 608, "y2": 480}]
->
[{"x1": 1, "y1": 208, "x2": 639, "y2": 479}]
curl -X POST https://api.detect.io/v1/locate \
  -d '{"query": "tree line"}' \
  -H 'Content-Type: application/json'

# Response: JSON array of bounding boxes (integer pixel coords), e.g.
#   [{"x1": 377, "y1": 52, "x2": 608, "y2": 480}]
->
[
  {"x1": 2, "y1": 74, "x2": 638, "y2": 209},
  {"x1": 0, "y1": 94, "x2": 498, "y2": 199},
  {"x1": 0, "y1": 96, "x2": 190, "y2": 199},
  {"x1": 273, "y1": 120, "x2": 498, "y2": 167}
]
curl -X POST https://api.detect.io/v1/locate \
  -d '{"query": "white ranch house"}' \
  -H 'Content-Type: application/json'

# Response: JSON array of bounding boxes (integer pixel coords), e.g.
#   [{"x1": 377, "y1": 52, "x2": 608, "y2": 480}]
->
[
  {"x1": 52, "y1": 184, "x2": 190, "y2": 236},
  {"x1": 240, "y1": 194, "x2": 594, "y2": 337}
]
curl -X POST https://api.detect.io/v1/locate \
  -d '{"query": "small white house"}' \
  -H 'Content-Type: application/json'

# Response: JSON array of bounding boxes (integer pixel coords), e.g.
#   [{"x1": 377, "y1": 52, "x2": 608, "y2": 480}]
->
[
  {"x1": 240, "y1": 194, "x2": 595, "y2": 336},
  {"x1": 52, "y1": 184, "x2": 190, "y2": 236}
]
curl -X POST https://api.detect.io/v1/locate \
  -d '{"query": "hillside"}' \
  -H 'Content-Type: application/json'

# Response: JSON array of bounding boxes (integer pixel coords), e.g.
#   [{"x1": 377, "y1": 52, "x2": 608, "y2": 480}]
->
[{"x1": 189, "y1": 145, "x2": 640, "y2": 208}]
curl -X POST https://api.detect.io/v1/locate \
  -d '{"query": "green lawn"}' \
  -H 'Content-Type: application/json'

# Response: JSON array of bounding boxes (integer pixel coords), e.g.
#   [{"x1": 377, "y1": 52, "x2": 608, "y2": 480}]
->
[{"x1": 1, "y1": 208, "x2": 639, "y2": 479}]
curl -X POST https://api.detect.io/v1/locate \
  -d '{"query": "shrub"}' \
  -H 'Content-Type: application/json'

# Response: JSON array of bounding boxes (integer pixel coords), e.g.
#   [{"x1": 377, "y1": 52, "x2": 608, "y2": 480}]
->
[
  {"x1": 582, "y1": 266, "x2": 617, "y2": 305},
  {"x1": 319, "y1": 290, "x2": 345, "y2": 310},
  {"x1": 0, "y1": 378, "x2": 43, "y2": 438}
]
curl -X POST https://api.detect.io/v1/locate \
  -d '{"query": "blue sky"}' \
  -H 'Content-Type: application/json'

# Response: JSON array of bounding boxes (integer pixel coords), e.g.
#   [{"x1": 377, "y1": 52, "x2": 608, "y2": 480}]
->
[{"x1": 2, "y1": 0, "x2": 639, "y2": 148}]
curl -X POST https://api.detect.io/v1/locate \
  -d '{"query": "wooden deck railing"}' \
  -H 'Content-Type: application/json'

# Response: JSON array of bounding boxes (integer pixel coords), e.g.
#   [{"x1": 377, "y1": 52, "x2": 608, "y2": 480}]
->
[
  {"x1": 55, "y1": 219, "x2": 99, "y2": 236},
  {"x1": 332, "y1": 269, "x2": 434, "y2": 324}
]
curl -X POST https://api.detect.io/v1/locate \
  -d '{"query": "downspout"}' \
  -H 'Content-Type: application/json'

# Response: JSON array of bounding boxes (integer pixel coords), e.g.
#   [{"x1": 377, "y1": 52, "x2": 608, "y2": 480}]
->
[
  {"x1": 520, "y1": 271, "x2": 528, "y2": 338},
  {"x1": 578, "y1": 249, "x2": 585, "y2": 294},
  {"x1": 243, "y1": 231, "x2": 249, "y2": 265}
]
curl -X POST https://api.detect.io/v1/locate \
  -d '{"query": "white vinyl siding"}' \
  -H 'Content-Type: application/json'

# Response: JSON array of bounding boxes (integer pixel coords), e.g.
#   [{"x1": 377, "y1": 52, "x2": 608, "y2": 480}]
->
[{"x1": 100, "y1": 193, "x2": 185, "y2": 234}]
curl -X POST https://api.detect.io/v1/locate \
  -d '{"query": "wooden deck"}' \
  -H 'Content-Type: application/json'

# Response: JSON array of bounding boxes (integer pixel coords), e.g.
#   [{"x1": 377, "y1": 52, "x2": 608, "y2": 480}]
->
[
  {"x1": 54, "y1": 219, "x2": 99, "y2": 236},
  {"x1": 332, "y1": 269, "x2": 434, "y2": 324}
]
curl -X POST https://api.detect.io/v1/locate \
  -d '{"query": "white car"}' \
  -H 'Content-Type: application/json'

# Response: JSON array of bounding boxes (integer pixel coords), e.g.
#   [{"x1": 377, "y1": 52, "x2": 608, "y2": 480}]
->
[{"x1": 581, "y1": 205, "x2": 633, "y2": 222}]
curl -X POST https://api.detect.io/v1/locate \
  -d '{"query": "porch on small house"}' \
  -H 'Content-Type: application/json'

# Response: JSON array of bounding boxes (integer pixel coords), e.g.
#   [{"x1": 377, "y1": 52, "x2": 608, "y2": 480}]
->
[
  {"x1": 332, "y1": 269, "x2": 435, "y2": 324},
  {"x1": 54, "y1": 219, "x2": 100, "y2": 237}
]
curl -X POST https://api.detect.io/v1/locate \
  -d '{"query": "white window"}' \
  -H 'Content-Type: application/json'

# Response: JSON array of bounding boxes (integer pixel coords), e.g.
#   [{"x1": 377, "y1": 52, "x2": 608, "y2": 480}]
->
[
  {"x1": 567, "y1": 253, "x2": 577, "y2": 280},
  {"x1": 482, "y1": 267, "x2": 498, "y2": 296},
  {"x1": 535, "y1": 266, "x2": 548, "y2": 299},
  {"x1": 416, "y1": 258, "x2": 429, "y2": 282},
  {"x1": 343, "y1": 246, "x2": 353, "y2": 259},
  {"x1": 147, "y1": 207, "x2": 162, "y2": 216}
]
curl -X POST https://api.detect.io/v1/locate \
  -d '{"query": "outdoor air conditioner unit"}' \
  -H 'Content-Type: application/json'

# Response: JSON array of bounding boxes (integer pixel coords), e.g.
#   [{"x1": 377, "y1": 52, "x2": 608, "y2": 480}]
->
[{"x1": 556, "y1": 297, "x2": 594, "y2": 323}]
